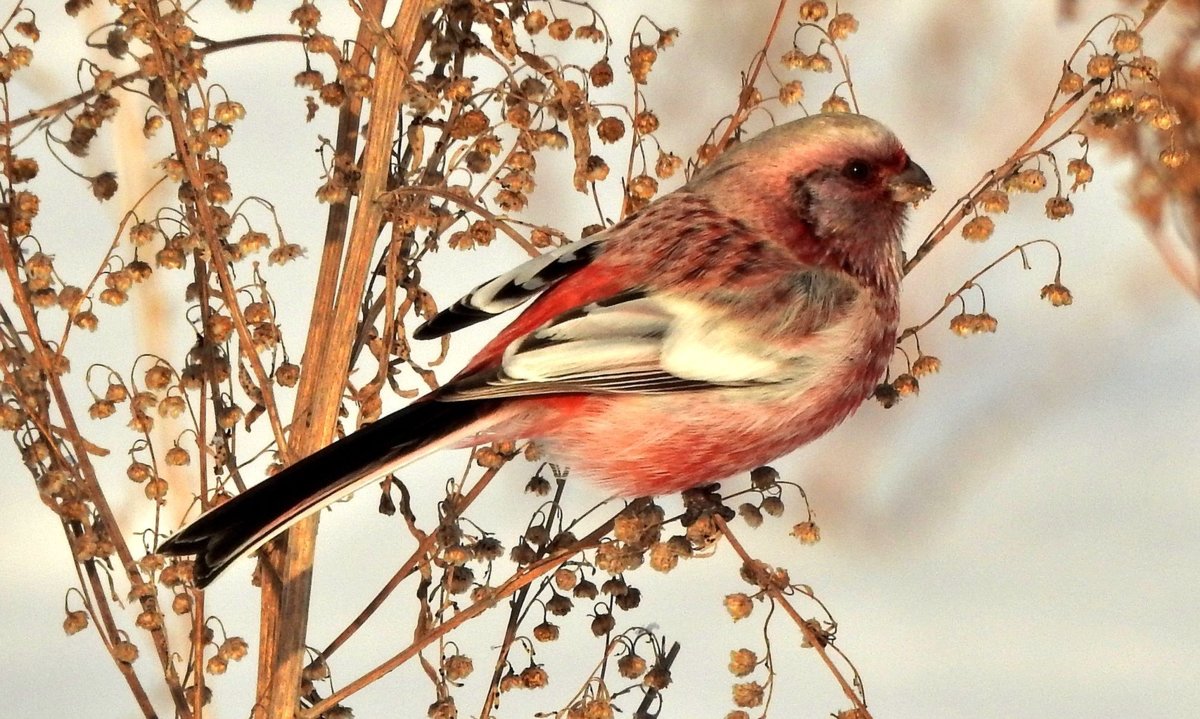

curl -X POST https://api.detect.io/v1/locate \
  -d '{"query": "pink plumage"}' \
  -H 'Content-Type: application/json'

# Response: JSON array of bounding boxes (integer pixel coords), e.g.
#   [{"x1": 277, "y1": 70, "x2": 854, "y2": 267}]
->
[{"x1": 160, "y1": 113, "x2": 932, "y2": 586}]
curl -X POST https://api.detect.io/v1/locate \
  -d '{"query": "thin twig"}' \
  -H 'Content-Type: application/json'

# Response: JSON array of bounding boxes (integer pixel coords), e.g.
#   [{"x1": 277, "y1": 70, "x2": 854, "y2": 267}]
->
[{"x1": 715, "y1": 515, "x2": 871, "y2": 717}]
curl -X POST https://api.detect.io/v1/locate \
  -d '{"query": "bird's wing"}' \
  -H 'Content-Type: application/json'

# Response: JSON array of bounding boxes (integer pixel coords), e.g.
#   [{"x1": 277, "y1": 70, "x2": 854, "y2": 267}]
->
[
  {"x1": 440, "y1": 273, "x2": 858, "y2": 400},
  {"x1": 436, "y1": 202, "x2": 862, "y2": 400},
  {"x1": 413, "y1": 236, "x2": 605, "y2": 339}
]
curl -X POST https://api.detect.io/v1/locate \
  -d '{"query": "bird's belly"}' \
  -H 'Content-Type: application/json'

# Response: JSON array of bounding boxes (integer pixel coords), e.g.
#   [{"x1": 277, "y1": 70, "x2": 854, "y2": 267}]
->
[{"x1": 520, "y1": 376, "x2": 872, "y2": 496}]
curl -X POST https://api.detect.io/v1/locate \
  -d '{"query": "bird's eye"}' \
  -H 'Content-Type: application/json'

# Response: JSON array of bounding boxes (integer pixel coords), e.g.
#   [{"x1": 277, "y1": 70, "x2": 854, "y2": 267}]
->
[{"x1": 842, "y1": 159, "x2": 873, "y2": 183}]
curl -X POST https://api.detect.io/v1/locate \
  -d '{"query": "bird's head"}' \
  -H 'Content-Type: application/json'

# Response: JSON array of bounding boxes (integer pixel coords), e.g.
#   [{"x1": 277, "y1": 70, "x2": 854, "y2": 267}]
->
[{"x1": 693, "y1": 113, "x2": 933, "y2": 293}]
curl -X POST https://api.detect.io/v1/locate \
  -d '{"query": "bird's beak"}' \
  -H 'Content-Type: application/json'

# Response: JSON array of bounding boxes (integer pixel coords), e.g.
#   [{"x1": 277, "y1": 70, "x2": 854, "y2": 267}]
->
[{"x1": 889, "y1": 158, "x2": 933, "y2": 206}]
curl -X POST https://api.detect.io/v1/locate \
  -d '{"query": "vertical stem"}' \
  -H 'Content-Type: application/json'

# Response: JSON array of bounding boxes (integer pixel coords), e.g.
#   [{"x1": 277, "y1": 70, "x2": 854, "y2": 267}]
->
[{"x1": 255, "y1": 2, "x2": 429, "y2": 717}]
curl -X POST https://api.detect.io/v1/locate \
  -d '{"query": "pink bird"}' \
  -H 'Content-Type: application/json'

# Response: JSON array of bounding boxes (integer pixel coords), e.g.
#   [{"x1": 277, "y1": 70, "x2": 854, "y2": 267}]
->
[{"x1": 160, "y1": 113, "x2": 932, "y2": 586}]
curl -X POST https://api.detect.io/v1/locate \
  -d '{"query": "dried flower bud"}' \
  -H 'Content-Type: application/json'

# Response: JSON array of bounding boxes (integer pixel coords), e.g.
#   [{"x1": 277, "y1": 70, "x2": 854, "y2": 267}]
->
[
  {"x1": 8, "y1": 156, "x2": 38, "y2": 182},
  {"x1": 630, "y1": 44, "x2": 657, "y2": 84},
  {"x1": 779, "y1": 80, "x2": 805, "y2": 106},
  {"x1": 545, "y1": 592, "x2": 573, "y2": 616},
  {"x1": 892, "y1": 373, "x2": 919, "y2": 396},
  {"x1": 827, "y1": 12, "x2": 858, "y2": 40},
  {"x1": 1040, "y1": 282, "x2": 1073, "y2": 307},
  {"x1": 618, "y1": 652, "x2": 647, "y2": 679},
  {"x1": 15, "y1": 20, "x2": 39, "y2": 41},
  {"x1": 591, "y1": 612, "x2": 616, "y2": 637},
  {"x1": 873, "y1": 382, "x2": 900, "y2": 408},
  {"x1": 644, "y1": 663, "x2": 672, "y2": 690},
  {"x1": 589, "y1": 58, "x2": 614, "y2": 87},
  {"x1": 1045, "y1": 196, "x2": 1074, "y2": 220},
  {"x1": 974, "y1": 313, "x2": 998, "y2": 333},
  {"x1": 728, "y1": 648, "x2": 758, "y2": 676},
  {"x1": 64, "y1": 609, "x2": 90, "y2": 635},
  {"x1": 655, "y1": 151, "x2": 683, "y2": 179},
  {"x1": 808, "y1": 52, "x2": 833, "y2": 73},
  {"x1": 615, "y1": 586, "x2": 642, "y2": 610},
  {"x1": 1150, "y1": 108, "x2": 1177, "y2": 131},
  {"x1": 165, "y1": 445, "x2": 190, "y2": 466},
  {"x1": 724, "y1": 592, "x2": 753, "y2": 621},
  {"x1": 732, "y1": 681, "x2": 765, "y2": 708},
  {"x1": 143, "y1": 477, "x2": 168, "y2": 503},
  {"x1": 799, "y1": 1, "x2": 829, "y2": 22},
  {"x1": 290, "y1": 3, "x2": 321, "y2": 31},
  {"x1": 633, "y1": 110, "x2": 660, "y2": 135},
  {"x1": 911, "y1": 355, "x2": 941, "y2": 377},
  {"x1": 220, "y1": 636, "x2": 249, "y2": 661},
  {"x1": 949, "y1": 313, "x2": 973, "y2": 336},
  {"x1": 1129, "y1": 56, "x2": 1159, "y2": 80},
  {"x1": 444, "y1": 653, "x2": 473, "y2": 681},
  {"x1": 171, "y1": 593, "x2": 192, "y2": 615},
  {"x1": 781, "y1": 48, "x2": 806, "y2": 69},
  {"x1": 1086, "y1": 54, "x2": 1116, "y2": 79},
  {"x1": 1058, "y1": 68, "x2": 1084, "y2": 94},
  {"x1": 1105, "y1": 88, "x2": 1135, "y2": 112},
  {"x1": 961, "y1": 215, "x2": 995, "y2": 242},
  {"x1": 1112, "y1": 29, "x2": 1142, "y2": 54},
  {"x1": 553, "y1": 567, "x2": 577, "y2": 591},
  {"x1": 649, "y1": 541, "x2": 679, "y2": 572},
  {"x1": 597, "y1": 116, "x2": 625, "y2": 144},
  {"x1": 738, "y1": 503, "x2": 764, "y2": 528},
  {"x1": 519, "y1": 664, "x2": 549, "y2": 689},
  {"x1": 523, "y1": 10, "x2": 548, "y2": 34},
  {"x1": 112, "y1": 640, "x2": 139, "y2": 664},
  {"x1": 791, "y1": 521, "x2": 822, "y2": 544},
  {"x1": 821, "y1": 93, "x2": 851, "y2": 114},
  {"x1": 1066, "y1": 158, "x2": 1093, "y2": 188},
  {"x1": 761, "y1": 496, "x2": 784, "y2": 517},
  {"x1": 1160, "y1": 148, "x2": 1189, "y2": 169},
  {"x1": 573, "y1": 578, "x2": 598, "y2": 599},
  {"x1": 575, "y1": 24, "x2": 604, "y2": 43},
  {"x1": 91, "y1": 172, "x2": 118, "y2": 200},
  {"x1": 268, "y1": 242, "x2": 306, "y2": 265},
  {"x1": 1007, "y1": 168, "x2": 1047, "y2": 193},
  {"x1": 547, "y1": 18, "x2": 572, "y2": 41},
  {"x1": 532, "y1": 621, "x2": 560, "y2": 642},
  {"x1": 628, "y1": 174, "x2": 658, "y2": 201}
]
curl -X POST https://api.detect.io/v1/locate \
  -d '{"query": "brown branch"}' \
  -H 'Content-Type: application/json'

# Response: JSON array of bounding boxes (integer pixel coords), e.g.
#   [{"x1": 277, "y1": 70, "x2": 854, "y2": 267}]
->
[
  {"x1": 0, "y1": 227, "x2": 193, "y2": 718},
  {"x1": 0, "y1": 34, "x2": 305, "y2": 134},
  {"x1": 715, "y1": 0, "x2": 788, "y2": 152},
  {"x1": 319, "y1": 465, "x2": 500, "y2": 660},
  {"x1": 302, "y1": 512, "x2": 619, "y2": 719},
  {"x1": 256, "y1": 1, "x2": 427, "y2": 717}
]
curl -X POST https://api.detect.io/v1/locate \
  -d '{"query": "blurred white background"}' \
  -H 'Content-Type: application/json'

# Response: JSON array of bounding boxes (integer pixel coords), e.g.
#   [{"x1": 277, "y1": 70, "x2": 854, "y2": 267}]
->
[{"x1": 2, "y1": 2, "x2": 1197, "y2": 718}]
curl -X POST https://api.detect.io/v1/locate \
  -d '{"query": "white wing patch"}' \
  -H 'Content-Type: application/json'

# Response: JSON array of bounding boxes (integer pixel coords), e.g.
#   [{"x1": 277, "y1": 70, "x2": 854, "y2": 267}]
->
[
  {"x1": 442, "y1": 291, "x2": 833, "y2": 400},
  {"x1": 656, "y1": 297, "x2": 811, "y2": 385}
]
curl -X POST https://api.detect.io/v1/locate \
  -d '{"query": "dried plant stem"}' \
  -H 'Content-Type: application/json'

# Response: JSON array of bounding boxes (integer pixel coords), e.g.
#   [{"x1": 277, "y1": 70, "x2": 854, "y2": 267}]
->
[
  {"x1": 715, "y1": 0, "x2": 789, "y2": 151},
  {"x1": 899, "y1": 239, "x2": 1061, "y2": 341},
  {"x1": 715, "y1": 516, "x2": 871, "y2": 718},
  {"x1": 479, "y1": 477, "x2": 568, "y2": 719},
  {"x1": 82, "y1": 559, "x2": 158, "y2": 718},
  {"x1": 0, "y1": 230, "x2": 193, "y2": 717},
  {"x1": 1, "y1": 34, "x2": 306, "y2": 135},
  {"x1": 319, "y1": 465, "x2": 501, "y2": 660},
  {"x1": 303, "y1": 513, "x2": 620, "y2": 718},
  {"x1": 255, "y1": 2, "x2": 425, "y2": 717},
  {"x1": 904, "y1": 85, "x2": 1095, "y2": 275}
]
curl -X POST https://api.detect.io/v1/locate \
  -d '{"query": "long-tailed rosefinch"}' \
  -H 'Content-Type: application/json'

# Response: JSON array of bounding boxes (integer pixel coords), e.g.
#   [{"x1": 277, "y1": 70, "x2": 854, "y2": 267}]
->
[{"x1": 161, "y1": 113, "x2": 933, "y2": 586}]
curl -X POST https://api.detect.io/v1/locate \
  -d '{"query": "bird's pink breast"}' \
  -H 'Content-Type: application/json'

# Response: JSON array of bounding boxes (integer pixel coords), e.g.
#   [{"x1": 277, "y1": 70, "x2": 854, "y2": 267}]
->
[{"x1": 503, "y1": 324, "x2": 894, "y2": 496}]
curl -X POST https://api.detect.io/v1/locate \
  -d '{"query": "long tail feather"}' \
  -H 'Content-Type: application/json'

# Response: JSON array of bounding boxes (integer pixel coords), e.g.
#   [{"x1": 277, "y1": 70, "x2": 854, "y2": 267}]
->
[{"x1": 159, "y1": 396, "x2": 504, "y2": 587}]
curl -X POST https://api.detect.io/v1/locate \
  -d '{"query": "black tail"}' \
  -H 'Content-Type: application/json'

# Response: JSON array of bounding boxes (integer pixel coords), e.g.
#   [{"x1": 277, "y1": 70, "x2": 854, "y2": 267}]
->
[{"x1": 159, "y1": 396, "x2": 501, "y2": 587}]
